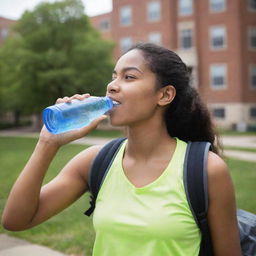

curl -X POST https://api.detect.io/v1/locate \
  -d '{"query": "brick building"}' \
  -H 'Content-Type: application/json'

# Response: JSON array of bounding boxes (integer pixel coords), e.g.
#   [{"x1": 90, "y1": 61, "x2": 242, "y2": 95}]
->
[
  {"x1": 90, "y1": 0, "x2": 256, "y2": 130},
  {"x1": 0, "y1": 17, "x2": 16, "y2": 46}
]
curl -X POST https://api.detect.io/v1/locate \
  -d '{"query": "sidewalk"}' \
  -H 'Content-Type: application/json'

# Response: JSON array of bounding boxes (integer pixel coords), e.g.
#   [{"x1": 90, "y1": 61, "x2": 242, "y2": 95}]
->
[
  {"x1": 0, "y1": 234, "x2": 66, "y2": 256},
  {"x1": 0, "y1": 129, "x2": 255, "y2": 162},
  {"x1": 220, "y1": 136, "x2": 256, "y2": 162}
]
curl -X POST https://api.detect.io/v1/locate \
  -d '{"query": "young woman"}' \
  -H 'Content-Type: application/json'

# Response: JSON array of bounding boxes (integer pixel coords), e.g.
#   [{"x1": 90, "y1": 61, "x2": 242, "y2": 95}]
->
[{"x1": 2, "y1": 43, "x2": 241, "y2": 255}]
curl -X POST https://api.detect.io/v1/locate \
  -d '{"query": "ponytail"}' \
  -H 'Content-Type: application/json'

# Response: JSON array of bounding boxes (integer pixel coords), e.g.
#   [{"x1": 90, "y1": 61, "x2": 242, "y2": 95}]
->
[
  {"x1": 164, "y1": 86, "x2": 220, "y2": 154},
  {"x1": 128, "y1": 43, "x2": 221, "y2": 154}
]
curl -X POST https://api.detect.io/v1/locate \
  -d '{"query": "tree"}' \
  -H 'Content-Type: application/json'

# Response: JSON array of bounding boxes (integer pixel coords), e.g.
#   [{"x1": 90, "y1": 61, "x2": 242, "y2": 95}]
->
[{"x1": 0, "y1": 0, "x2": 114, "y2": 126}]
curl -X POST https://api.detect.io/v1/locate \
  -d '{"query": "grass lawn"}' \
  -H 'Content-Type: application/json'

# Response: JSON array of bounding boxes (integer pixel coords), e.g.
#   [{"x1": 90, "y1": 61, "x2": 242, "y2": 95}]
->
[
  {"x1": 218, "y1": 129, "x2": 256, "y2": 136},
  {"x1": 0, "y1": 137, "x2": 255, "y2": 255},
  {"x1": 224, "y1": 146, "x2": 256, "y2": 153}
]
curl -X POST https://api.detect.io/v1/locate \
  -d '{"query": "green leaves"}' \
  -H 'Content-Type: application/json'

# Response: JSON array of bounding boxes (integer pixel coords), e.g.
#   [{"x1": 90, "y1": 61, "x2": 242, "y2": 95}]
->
[{"x1": 0, "y1": 0, "x2": 114, "y2": 117}]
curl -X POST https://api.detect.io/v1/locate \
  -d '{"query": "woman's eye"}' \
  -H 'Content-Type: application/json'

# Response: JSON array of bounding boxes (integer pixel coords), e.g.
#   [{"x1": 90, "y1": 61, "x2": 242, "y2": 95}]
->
[{"x1": 125, "y1": 75, "x2": 135, "y2": 80}]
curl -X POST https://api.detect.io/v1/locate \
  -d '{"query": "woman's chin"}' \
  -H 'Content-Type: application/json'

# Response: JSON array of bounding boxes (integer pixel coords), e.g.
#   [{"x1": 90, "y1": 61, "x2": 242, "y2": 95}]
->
[{"x1": 109, "y1": 117, "x2": 126, "y2": 127}]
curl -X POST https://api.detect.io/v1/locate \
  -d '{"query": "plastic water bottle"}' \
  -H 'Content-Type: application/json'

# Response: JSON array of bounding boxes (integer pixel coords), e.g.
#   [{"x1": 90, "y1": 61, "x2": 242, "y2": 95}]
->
[{"x1": 43, "y1": 96, "x2": 116, "y2": 134}]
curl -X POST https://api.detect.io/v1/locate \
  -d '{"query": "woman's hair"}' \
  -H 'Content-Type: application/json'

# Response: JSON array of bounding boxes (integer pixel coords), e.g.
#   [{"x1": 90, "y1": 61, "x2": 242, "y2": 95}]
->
[{"x1": 127, "y1": 43, "x2": 221, "y2": 154}]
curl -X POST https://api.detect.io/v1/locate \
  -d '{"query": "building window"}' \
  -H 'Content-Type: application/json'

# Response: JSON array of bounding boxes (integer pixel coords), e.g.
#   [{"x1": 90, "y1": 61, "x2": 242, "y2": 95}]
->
[
  {"x1": 250, "y1": 65, "x2": 256, "y2": 88},
  {"x1": 209, "y1": 0, "x2": 226, "y2": 12},
  {"x1": 210, "y1": 26, "x2": 226, "y2": 49},
  {"x1": 248, "y1": 0, "x2": 256, "y2": 11},
  {"x1": 248, "y1": 27, "x2": 256, "y2": 49},
  {"x1": 0, "y1": 28, "x2": 9, "y2": 39},
  {"x1": 213, "y1": 108, "x2": 225, "y2": 119},
  {"x1": 99, "y1": 20, "x2": 110, "y2": 32},
  {"x1": 180, "y1": 29, "x2": 193, "y2": 49},
  {"x1": 148, "y1": 32, "x2": 162, "y2": 45},
  {"x1": 120, "y1": 6, "x2": 132, "y2": 26},
  {"x1": 210, "y1": 64, "x2": 227, "y2": 88},
  {"x1": 179, "y1": 0, "x2": 193, "y2": 16},
  {"x1": 147, "y1": 1, "x2": 161, "y2": 22},
  {"x1": 120, "y1": 37, "x2": 133, "y2": 53},
  {"x1": 250, "y1": 107, "x2": 256, "y2": 118}
]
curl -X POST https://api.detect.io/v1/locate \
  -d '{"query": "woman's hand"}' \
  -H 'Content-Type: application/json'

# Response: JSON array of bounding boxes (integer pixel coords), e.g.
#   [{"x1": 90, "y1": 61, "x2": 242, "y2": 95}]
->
[{"x1": 39, "y1": 93, "x2": 107, "y2": 148}]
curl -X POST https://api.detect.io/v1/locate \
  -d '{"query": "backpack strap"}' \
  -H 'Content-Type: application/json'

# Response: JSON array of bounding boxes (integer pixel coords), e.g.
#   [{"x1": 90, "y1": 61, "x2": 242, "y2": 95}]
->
[
  {"x1": 183, "y1": 141, "x2": 214, "y2": 256},
  {"x1": 84, "y1": 137, "x2": 126, "y2": 216}
]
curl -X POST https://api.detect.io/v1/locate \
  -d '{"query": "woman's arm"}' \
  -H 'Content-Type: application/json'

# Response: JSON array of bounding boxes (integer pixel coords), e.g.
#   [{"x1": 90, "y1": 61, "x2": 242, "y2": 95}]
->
[
  {"x1": 1, "y1": 94, "x2": 106, "y2": 231},
  {"x1": 207, "y1": 152, "x2": 242, "y2": 256},
  {"x1": 2, "y1": 142, "x2": 102, "y2": 231}
]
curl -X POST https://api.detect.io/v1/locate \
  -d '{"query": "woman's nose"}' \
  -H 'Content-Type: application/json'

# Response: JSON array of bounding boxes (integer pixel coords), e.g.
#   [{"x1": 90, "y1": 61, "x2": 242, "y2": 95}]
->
[{"x1": 107, "y1": 80, "x2": 120, "y2": 94}]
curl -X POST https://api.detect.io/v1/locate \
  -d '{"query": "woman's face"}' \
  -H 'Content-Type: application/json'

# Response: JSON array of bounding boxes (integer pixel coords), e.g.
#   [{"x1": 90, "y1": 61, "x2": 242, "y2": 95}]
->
[{"x1": 106, "y1": 49, "x2": 162, "y2": 127}]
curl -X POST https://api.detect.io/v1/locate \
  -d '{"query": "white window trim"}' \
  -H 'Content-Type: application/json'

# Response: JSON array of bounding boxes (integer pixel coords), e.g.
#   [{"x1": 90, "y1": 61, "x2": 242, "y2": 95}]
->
[
  {"x1": 148, "y1": 32, "x2": 162, "y2": 45},
  {"x1": 119, "y1": 6, "x2": 132, "y2": 27},
  {"x1": 209, "y1": 0, "x2": 226, "y2": 13},
  {"x1": 178, "y1": 0, "x2": 193, "y2": 16},
  {"x1": 248, "y1": 0, "x2": 256, "y2": 12},
  {"x1": 210, "y1": 63, "x2": 228, "y2": 90},
  {"x1": 248, "y1": 27, "x2": 256, "y2": 50},
  {"x1": 249, "y1": 64, "x2": 256, "y2": 89},
  {"x1": 209, "y1": 25, "x2": 227, "y2": 51},
  {"x1": 120, "y1": 37, "x2": 133, "y2": 54},
  {"x1": 147, "y1": 1, "x2": 161, "y2": 22}
]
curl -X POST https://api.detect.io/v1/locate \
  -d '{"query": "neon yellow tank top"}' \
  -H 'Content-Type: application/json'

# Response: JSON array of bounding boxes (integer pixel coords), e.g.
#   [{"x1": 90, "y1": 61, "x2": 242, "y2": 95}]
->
[{"x1": 92, "y1": 138, "x2": 201, "y2": 256}]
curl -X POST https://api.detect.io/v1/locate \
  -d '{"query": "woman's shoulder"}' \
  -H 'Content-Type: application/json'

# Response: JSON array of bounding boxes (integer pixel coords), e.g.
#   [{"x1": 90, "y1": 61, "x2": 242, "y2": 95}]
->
[
  {"x1": 206, "y1": 151, "x2": 234, "y2": 200},
  {"x1": 74, "y1": 144, "x2": 104, "y2": 166},
  {"x1": 66, "y1": 144, "x2": 105, "y2": 184},
  {"x1": 207, "y1": 151, "x2": 229, "y2": 180}
]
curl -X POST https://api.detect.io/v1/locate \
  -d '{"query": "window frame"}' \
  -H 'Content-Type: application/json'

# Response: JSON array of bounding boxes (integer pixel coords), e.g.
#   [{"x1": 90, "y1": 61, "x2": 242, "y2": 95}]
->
[
  {"x1": 209, "y1": 0, "x2": 226, "y2": 13},
  {"x1": 119, "y1": 6, "x2": 132, "y2": 26},
  {"x1": 210, "y1": 64, "x2": 228, "y2": 89},
  {"x1": 209, "y1": 25, "x2": 227, "y2": 50},
  {"x1": 212, "y1": 107, "x2": 226, "y2": 119},
  {"x1": 248, "y1": 0, "x2": 256, "y2": 12},
  {"x1": 180, "y1": 28, "x2": 193, "y2": 50},
  {"x1": 99, "y1": 19, "x2": 111, "y2": 32},
  {"x1": 250, "y1": 107, "x2": 256, "y2": 119},
  {"x1": 120, "y1": 37, "x2": 133, "y2": 54},
  {"x1": 0, "y1": 28, "x2": 9, "y2": 39},
  {"x1": 248, "y1": 27, "x2": 256, "y2": 50},
  {"x1": 148, "y1": 32, "x2": 162, "y2": 45},
  {"x1": 179, "y1": 0, "x2": 193, "y2": 16},
  {"x1": 249, "y1": 65, "x2": 256, "y2": 89},
  {"x1": 147, "y1": 1, "x2": 161, "y2": 22}
]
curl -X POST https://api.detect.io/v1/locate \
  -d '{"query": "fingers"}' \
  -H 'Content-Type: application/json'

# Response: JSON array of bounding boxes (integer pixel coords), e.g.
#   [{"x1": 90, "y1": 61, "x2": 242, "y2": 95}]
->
[
  {"x1": 77, "y1": 115, "x2": 108, "y2": 136},
  {"x1": 70, "y1": 93, "x2": 90, "y2": 101},
  {"x1": 55, "y1": 93, "x2": 91, "y2": 104}
]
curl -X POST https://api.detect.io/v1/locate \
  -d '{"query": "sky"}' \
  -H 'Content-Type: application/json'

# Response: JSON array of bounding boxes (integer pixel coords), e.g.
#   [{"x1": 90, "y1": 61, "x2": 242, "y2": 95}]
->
[{"x1": 0, "y1": 0, "x2": 112, "y2": 20}]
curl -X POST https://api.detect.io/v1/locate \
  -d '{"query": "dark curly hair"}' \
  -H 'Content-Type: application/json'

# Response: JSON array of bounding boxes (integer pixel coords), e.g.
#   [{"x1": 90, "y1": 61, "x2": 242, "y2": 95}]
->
[{"x1": 127, "y1": 43, "x2": 221, "y2": 154}]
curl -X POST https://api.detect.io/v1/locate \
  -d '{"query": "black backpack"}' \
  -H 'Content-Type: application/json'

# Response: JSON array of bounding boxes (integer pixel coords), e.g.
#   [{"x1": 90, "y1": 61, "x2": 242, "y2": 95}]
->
[{"x1": 84, "y1": 138, "x2": 256, "y2": 256}]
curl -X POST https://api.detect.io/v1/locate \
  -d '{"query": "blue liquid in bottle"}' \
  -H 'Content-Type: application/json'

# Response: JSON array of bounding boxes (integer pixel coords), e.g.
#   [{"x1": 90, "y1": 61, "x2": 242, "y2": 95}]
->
[{"x1": 43, "y1": 96, "x2": 114, "y2": 134}]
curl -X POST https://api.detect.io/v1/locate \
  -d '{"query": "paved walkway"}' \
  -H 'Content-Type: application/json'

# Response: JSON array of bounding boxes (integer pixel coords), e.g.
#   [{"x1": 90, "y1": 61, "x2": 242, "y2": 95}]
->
[
  {"x1": 0, "y1": 234, "x2": 66, "y2": 256},
  {"x1": 220, "y1": 136, "x2": 256, "y2": 162}
]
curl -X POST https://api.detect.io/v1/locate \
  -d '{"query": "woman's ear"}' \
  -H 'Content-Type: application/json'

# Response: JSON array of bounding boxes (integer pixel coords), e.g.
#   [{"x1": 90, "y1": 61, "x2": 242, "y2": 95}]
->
[{"x1": 157, "y1": 85, "x2": 176, "y2": 106}]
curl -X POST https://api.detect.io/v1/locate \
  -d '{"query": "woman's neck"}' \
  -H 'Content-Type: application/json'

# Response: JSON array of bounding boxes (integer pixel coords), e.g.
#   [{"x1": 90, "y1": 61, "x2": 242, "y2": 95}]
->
[{"x1": 124, "y1": 117, "x2": 176, "y2": 161}]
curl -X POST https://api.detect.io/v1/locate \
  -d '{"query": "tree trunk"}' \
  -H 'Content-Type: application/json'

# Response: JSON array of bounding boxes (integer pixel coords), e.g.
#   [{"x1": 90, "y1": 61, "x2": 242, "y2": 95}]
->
[
  {"x1": 14, "y1": 110, "x2": 21, "y2": 126},
  {"x1": 31, "y1": 113, "x2": 43, "y2": 131}
]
